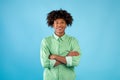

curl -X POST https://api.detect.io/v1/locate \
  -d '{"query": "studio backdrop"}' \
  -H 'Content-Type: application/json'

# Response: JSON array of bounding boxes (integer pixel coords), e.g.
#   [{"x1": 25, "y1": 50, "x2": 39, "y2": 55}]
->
[{"x1": 0, "y1": 0, "x2": 120, "y2": 80}]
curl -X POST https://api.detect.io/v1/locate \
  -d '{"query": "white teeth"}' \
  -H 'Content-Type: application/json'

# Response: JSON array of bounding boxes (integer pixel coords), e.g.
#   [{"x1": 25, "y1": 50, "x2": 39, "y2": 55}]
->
[{"x1": 58, "y1": 28, "x2": 62, "y2": 29}]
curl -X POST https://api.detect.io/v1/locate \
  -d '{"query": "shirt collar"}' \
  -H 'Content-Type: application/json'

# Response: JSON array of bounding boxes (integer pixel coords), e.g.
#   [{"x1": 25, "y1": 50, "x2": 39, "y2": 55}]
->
[{"x1": 53, "y1": 33, "x2": 66, "y2": 41}]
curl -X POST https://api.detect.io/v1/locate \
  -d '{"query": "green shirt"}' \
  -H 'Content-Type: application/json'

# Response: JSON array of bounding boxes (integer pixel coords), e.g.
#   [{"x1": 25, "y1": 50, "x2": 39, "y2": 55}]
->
[{"x1": 40, "y1": 34, "x2": 81, "y2": 80}]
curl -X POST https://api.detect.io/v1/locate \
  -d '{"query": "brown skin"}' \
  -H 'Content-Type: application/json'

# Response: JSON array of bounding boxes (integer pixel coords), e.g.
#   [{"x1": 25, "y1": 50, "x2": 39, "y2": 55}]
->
[
  {"x1": 53, "y1": 18, "x2": 66, "y2": 37},
  {"x1": 50, "y1": 18, "x2": 80, "y2": 67}
]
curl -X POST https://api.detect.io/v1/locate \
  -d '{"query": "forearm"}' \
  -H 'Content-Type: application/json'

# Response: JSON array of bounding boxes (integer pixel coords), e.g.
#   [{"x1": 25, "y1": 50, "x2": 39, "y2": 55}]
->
[
  {"x1": 49, "y1": 54, "x2": 67, "y2": 64},
  {"x1": 55, "y1": 55, "x2": 67, "y2": 64},
  {"x1": 67, "y1": 51, "x2": 80, "y2": 56}
]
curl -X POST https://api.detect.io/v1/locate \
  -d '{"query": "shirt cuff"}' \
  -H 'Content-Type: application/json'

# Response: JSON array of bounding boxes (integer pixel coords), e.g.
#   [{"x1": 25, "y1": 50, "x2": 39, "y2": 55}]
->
[
  {"x1": 66, "y1": 56, "x2": 72, "y2": 66},
  {"x1": 50, "y1": 60, "x2": 56, "y2": 68}
]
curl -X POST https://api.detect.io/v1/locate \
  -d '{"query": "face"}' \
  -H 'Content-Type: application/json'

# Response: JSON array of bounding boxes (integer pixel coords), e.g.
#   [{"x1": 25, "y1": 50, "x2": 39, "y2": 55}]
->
[{"x1": 53, "y1": 18, "x2": 67, "y2": 35}]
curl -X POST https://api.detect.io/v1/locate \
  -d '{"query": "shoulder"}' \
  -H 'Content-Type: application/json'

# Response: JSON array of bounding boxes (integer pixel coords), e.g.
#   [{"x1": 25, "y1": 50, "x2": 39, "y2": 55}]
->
[
  {"x1": 43, "y1": 35, "x2": 53, "y2": 40},
  {"x1": 66, "y1": 34, "x2": 78, "y2": 41},
  {"x1": 41, "y1": 35, "x2": 53, "y2": 43}
]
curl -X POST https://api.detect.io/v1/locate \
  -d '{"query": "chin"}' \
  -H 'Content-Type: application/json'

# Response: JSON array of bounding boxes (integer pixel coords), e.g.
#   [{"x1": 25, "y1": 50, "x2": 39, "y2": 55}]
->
[{"x1": 57, "y1": 31, "x2": 64, "y2": 33}]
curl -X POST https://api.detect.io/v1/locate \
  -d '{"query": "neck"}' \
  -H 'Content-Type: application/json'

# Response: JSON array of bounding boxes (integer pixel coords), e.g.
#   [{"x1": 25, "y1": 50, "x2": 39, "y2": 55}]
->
[{"x1": 55, "y1": 32, "x2": 65, "y2": 37}]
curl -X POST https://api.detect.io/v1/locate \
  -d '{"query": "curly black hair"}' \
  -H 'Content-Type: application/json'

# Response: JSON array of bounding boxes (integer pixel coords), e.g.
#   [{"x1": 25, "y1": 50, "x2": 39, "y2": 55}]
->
[{"x1": 46, "y1": 9, "x2": 73, "y2": 27}]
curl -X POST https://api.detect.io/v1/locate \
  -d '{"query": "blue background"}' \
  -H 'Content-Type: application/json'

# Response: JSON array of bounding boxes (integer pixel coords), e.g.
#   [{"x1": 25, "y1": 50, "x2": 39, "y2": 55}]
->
[{"x1": 0, "y1": 0, "x2": 120, "y2": 80}]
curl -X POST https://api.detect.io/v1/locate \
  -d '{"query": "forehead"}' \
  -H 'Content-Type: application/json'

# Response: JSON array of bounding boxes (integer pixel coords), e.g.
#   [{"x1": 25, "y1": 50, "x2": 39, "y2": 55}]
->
[{"x1": 54, "y1": 18, "x2": 65, "y2": 22}]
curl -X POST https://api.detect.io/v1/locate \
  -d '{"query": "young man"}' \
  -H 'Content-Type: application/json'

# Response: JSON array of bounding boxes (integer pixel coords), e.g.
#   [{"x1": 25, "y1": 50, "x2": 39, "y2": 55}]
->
[{"x1": 40, "y1": 9, "x2": 81, "y2": 80}]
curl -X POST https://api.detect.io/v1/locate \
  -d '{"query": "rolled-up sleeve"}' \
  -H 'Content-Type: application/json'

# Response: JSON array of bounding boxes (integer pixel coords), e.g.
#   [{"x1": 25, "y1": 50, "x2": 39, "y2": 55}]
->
[
  {"x1": 40, "y1": 39, "x2": 56, "y2": 68},
  {"x1": 66, "y1": 56, "x2": 72, "y2": 66}
]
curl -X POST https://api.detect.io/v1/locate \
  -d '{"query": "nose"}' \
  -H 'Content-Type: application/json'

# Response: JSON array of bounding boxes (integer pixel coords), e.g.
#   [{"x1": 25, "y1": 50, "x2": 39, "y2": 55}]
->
[{"x1": 57, "y1": 23, "x2": 62, "y2": 27}]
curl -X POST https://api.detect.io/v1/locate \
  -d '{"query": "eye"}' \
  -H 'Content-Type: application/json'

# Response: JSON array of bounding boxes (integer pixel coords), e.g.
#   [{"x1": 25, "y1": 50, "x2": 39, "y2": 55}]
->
[
  {"x1": 60, "y1": 21, "x2": 65, "y2": 24},
  {"x1": 56, "y1": 22, "x2": 58, "y2": 24},
  {"x1": 61, "y1": 22, "x2": 64, "y2": 24}
]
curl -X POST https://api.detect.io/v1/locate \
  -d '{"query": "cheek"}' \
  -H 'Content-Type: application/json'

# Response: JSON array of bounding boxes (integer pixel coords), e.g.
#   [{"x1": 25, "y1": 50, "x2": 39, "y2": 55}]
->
[{"x1": 53, "y1": 26, "x2": 58, "y2": 30}]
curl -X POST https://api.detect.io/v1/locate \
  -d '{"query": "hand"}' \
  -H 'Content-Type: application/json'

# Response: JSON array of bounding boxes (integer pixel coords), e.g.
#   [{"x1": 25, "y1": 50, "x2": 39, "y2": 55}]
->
[
  {"x1": 54, "y1": 61, "x2": 62, "y2": 67},
  {"x1": 67, "y1": 51, "x2": 79, "y2": 56},
  {"x1": 49, "y1": 54, "x2": 58, "y2": 59}
]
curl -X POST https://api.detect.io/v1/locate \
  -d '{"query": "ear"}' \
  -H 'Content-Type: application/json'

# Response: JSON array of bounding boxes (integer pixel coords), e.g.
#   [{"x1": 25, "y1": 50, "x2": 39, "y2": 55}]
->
[{"x1": 65, "y1": 25, "x2": 67, "y2": 28}]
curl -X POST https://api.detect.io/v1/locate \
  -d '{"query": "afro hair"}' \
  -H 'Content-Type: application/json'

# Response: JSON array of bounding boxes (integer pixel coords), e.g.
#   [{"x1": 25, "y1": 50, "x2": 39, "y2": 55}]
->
[{"x1": 46, "y1": 9, "x2": 73, "y2": 27}]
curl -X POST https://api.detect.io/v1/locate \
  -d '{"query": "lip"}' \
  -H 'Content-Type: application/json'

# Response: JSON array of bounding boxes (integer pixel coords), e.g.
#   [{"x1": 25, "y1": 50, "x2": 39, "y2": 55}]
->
[
  {"x1": 57, "y1": 27, "x2": 63, "y2": 29},
  {"x1": 58, "y1": 28, "x2": 62, "y2": 30}
]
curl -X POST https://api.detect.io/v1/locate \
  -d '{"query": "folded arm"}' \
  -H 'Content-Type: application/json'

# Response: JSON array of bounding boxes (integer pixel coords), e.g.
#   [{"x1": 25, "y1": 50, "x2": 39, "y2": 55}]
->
[{"x1": 49, "y1": 51, "x2": 80, "y2": 67}]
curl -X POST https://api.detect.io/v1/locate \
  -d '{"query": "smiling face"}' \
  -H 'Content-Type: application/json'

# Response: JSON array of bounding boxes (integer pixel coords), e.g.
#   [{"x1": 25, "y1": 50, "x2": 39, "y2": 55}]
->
[{"x1": 53, "y1": 18, "x2": 67, "y2": 37}]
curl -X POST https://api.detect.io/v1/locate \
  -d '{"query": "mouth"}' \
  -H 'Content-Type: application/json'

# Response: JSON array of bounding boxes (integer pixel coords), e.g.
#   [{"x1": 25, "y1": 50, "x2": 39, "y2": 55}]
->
[
  {"x1": 56, "y1": 27, "x2": 63, "y2": 30},
  {"x1": 58, "y1": 28, "x2": 62, "y2": 29}
]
